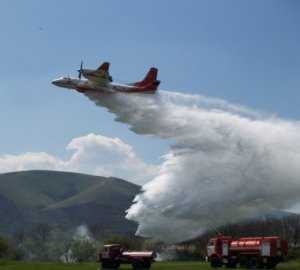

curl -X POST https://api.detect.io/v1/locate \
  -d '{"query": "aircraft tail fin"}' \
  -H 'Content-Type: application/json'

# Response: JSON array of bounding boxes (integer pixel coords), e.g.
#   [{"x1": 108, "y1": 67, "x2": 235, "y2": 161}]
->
[
  {"x1": 135, "y1": 67, "x2": 160, "y2": 90},
  {"x1": 142, "y1": 67, "x2": 158, "y2": 83}
]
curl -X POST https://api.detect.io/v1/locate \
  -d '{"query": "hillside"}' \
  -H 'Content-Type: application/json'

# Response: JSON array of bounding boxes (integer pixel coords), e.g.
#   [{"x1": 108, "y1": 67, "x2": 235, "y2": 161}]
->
[{"x1": 0, "y1": 170, "x2": 140, "y2": 235}]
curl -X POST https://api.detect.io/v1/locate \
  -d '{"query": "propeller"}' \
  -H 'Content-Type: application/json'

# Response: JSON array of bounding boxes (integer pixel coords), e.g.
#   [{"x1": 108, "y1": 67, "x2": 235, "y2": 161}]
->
[{"x1": 77, "y1": 60, "x2": 83, "y2": 79}]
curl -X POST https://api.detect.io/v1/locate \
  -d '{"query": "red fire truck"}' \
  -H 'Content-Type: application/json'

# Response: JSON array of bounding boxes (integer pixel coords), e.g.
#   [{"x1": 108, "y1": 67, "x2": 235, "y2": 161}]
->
[
  {"x1": 99, "y1": 244, "x2": 156, "y2": 270},
  {"x1": 207, "y1": 235, "x2": 288, "y2": 269}
]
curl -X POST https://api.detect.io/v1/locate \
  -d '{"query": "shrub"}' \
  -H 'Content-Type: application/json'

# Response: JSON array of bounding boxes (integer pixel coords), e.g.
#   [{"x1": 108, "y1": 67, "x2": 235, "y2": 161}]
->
[{"x1": 0, "y1": 237, "x2": 9, "y2": 258}]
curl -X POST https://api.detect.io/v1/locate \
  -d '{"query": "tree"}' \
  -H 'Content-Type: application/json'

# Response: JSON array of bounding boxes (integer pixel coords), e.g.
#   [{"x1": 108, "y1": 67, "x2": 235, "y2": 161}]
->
[
  {"x1": 70, "y1": 238, "x2": 96, "y2": 262},
  {"x1": 13, "y1": 229, "x2": 26, "y2": 245},
  {"x1": 143, "y1": 239, "x2": 165, "y2": 252},
  {"x1": 31, "y1": 223, "x2": 52, "y2": 242},
  {"x1": 88, "y1": 224, "x2": 107, "y2": 240},
  {"x1": 0, "y1": 237, "x2": 9, "y2": 258}
]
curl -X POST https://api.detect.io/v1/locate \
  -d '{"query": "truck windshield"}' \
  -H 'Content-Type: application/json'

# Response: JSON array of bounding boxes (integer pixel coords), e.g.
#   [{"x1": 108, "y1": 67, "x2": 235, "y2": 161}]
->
[{"x1": 208, "y1": 240, "x2": 215, "y2": 246}]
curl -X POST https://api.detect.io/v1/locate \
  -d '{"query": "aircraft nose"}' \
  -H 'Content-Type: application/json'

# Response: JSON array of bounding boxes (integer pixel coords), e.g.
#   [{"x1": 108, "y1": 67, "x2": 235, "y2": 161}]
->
[
  {"x1": 52, "y1": 78, "x2": 66, "y2": 87},
  {"x1": 51, "y1": 79, "x2": 59, "y2": 86}
]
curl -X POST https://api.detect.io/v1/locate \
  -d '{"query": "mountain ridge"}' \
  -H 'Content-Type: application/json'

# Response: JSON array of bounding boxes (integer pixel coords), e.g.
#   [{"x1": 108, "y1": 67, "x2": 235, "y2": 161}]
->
[{"x1": 0, "y1": 170, "x2": 140, "y2": 235}]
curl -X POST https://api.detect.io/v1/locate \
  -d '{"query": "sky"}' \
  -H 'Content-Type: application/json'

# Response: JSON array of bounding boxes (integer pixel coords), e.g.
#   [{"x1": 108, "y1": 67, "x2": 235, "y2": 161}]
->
[{"x1": 0, "y1": 0, "x2": 299, "y2": 183}]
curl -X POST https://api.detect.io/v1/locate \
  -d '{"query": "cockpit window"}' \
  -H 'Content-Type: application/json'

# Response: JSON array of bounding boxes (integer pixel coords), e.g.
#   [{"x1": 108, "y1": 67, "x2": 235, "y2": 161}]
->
[{"x1": 63, "y1": 77, "x2": 70, "y2": 81}]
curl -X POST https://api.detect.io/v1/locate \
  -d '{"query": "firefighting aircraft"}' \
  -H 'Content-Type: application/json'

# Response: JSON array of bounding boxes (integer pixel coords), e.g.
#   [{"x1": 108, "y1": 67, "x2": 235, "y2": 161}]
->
[{"x1": 52, "y1": 61, "x2": 160, "y2": 94}]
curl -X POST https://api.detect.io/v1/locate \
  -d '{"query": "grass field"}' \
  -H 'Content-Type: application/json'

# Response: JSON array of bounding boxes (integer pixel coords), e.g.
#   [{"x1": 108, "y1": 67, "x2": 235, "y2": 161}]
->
[{"x1": 0, "y1": 261, "x2": 299, "y2": 270}]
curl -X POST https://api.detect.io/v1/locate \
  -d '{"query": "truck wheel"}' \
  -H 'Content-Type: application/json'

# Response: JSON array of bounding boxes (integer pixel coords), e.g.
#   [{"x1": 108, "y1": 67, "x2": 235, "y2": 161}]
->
[
  {"x1": 102, "y1": 261, "x2": 119, "y2": 270},
  {"x1": 143, "y1": 261, "x2": 151, "y2": 269},
  {"x1": 239, "y1": 256, "x2": 247, "y2": 268},
  {"x1": 102, "y1": 262, "x2": 109, "y2": 269},
  {"x1": 132, "y1": 261, "x2": 150, "y2": 270},
  {"x1": 132, "y1": 262, "x2": 142, "y2": 270},
  {"x1": 226, "y1": 259, "x2": 237, "y2": 268},
  {"x1": 265, "y1": 260, "x2": 277, "y2": 269},
  {"x1": 210, "y1": 257, "x2": 222, "y2": 268},
  {"x1": 245, "y1": 257, "x2": 258, "y2": 269}
]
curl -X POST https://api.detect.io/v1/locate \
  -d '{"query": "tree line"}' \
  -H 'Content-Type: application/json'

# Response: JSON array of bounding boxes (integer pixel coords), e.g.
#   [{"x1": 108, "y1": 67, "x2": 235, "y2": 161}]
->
[{"x1": 1, "y1": 214, "x2": 300, "y2": 262}]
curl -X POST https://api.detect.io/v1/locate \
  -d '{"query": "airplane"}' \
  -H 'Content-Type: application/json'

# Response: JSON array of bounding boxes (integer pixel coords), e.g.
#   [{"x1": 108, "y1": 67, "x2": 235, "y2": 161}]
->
[{"x1": 52, "y1": 61, "x2": 160, "y2": 94}]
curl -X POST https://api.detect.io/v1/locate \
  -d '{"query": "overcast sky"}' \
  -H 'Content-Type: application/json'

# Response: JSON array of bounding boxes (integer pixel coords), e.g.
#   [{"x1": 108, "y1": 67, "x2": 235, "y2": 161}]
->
[{"x1": 0, "y1": 0, "x2": 299, "y2": 183}]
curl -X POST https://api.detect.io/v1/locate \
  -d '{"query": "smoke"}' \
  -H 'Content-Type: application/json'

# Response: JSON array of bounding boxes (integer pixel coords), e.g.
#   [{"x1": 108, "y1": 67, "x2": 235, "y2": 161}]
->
[
  {"x1": 73, "y1": 225, "x2": 92, "y2": 241},
  {"x1": 84, "y1": 90, "x2": 300, "y2": 242}
]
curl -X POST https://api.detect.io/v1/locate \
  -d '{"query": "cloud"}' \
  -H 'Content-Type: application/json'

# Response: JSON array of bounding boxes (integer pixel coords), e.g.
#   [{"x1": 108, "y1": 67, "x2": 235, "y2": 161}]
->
[
  {"x1": 83, "y1": 90, "x2": 300, "y2": 242},
  {"x1": 0, "y1": 152, "x2": 61, "y2": 172},
  {"x1": 0, "y1": 133, "x2": 158, "y2": 184}
]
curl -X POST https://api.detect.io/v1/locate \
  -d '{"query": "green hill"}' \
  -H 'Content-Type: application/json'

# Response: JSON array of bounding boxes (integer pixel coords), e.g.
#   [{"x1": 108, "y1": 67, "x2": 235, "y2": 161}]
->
[{"x1": 0, "y1": 170, "x2": 140, "y2": 235}]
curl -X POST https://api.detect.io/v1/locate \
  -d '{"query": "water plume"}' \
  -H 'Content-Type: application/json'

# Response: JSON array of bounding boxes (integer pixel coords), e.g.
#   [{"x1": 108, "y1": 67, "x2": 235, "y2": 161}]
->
[{"x1": 84, "y1": 90, "x2": 300, "y2": 242}]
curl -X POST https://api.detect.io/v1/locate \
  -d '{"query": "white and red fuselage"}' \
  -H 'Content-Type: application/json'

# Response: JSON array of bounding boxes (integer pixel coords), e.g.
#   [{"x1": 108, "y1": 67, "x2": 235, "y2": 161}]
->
[
  {"x1": 52, "y1": 62, "x2": 160, "y2": 94},
  {"x1": 52, "y1": 77, "x2": 158, "y2": 94}
]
